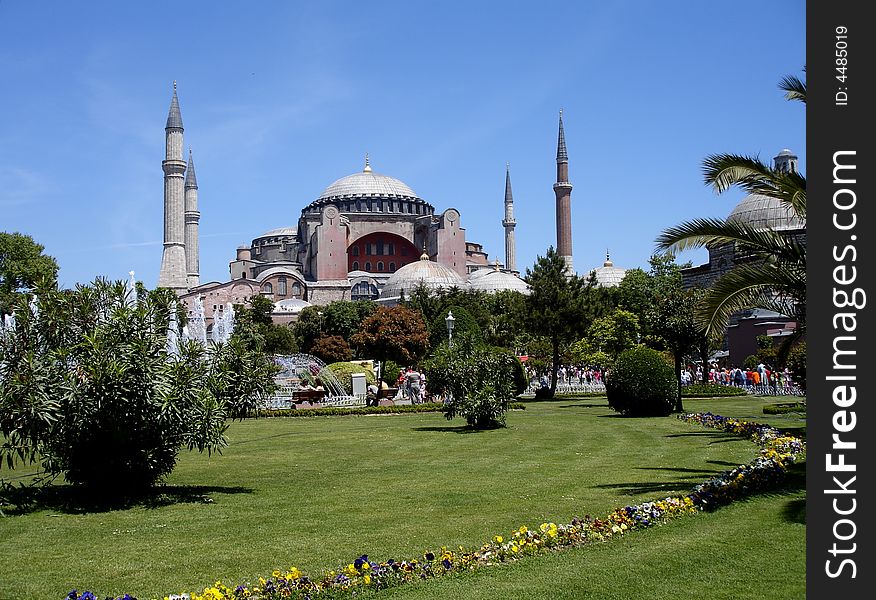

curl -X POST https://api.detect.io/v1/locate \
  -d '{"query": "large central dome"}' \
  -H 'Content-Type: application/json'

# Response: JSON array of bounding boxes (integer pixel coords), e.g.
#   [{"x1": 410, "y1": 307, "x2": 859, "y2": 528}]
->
[
  {"x1": 303, "y1": 159, "x2": 434, "y2": 216},
  {"x1": 318, "y1": 170, "x2": 419, "y2": 201}
]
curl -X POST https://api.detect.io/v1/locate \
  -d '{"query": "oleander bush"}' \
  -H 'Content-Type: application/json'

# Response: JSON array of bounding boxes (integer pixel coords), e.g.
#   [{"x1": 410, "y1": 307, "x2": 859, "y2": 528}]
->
[{"x1": 605, "y1": 346, "x2": 676, "y2": 416}]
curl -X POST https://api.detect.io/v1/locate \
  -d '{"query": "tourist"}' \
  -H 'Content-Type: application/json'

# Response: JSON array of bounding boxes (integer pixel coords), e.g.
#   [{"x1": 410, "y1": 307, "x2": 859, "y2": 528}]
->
[{"x1": 406, "y1": 367, "x2": 422, "y2": 404}]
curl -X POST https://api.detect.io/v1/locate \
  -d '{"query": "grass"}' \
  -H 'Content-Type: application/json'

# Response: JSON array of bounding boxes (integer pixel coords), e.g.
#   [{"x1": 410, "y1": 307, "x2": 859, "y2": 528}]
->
[{"x1": 0, "y1": 396, "x2": 805, "y2": 599}]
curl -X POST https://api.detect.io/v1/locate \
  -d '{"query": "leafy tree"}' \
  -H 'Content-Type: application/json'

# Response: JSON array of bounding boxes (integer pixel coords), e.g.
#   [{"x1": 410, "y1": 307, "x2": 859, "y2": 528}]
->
[
  {"x1": 351, "y1": 305, "x2": 430, "y2": 369},
  {"x1": 786, "y1": 341, "x2": 806, "y2": 391},
  {"x1": 430, "y1": 305, "x2": 482, "y2": 349},
  {"x1": 0, "y1": 232, "x2": 59, "y2": 316},
  {"x1": 292, "y1": 305, "x2": 324, "y2": 353},
  {"x1": 482, "y1": 290, "x2": 527, "y2": 350},
  {"x1": 646, "y1": 287, "x2": 709, "y2": 412},
  {"x1": 655, "y1": 72, "x2": 806, "y2": 345},
  {"x1": 310, "y1": 334, "x2": 353, "y2": 364},
  {"x1": 522, "y1": 247, "x2": 590, "y2": 397},
  {"x1": 233, "y1": 295, "x2": 298, "y2": 354},
  {"x1": 0, "y1": 278, "x2": 276, "y2": 491},
  {"x1": 571, "y1": 308, "x2": 640, "y2": 370},
  {"x1": 321, "y1": 300, "x2": 377, "y2": 342}
]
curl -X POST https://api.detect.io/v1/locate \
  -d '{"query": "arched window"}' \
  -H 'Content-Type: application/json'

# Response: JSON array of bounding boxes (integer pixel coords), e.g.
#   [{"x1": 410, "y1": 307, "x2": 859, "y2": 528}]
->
[
  {"x1": 352, "y1": 281, "x2": 379, "y2": 301},
  {"x1": 291, "y1": 282, "x2": 302, "y2": 298},
  {"x1": 241, "y1": 271, "x2": 247, "y2": 279},
  {"x1": 262, "y1": 282, "x2": 273, "y2": 294},
  {"x1": 389, "y1": 262, "x2": 396, "y2": 272},
  {"x1": 278, "y1": 277, "x2": 287, "y2": 296},
  {"x1": 364, "y1": 262, "x2": 372, "y2": 272},
  {"x1": 352, "y1": 261, "x2": 359, "y2": 271},
  {"x1": 377, "y1": 261, "x2": 384, "y2": 272}
]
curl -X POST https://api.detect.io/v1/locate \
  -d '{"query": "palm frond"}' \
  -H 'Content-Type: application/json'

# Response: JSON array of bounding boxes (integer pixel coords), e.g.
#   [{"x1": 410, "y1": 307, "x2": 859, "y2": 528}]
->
[
  {"x1": 655, "y1": 218, "x2": 803, "y2": 258},
  {"x1": 779, "y1": 74, "x2": 807, "y2": 104}
]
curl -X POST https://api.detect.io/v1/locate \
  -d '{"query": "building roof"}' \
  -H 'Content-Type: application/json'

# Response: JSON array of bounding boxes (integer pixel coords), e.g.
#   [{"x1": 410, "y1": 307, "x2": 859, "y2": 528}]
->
[
  {"x1": 588, "y1": 254, "x2": 627, "y2": 288},
  {"x1": 467, "y1": 268, "x2": 530, "y2": 294},
  {"x1": 727, "y1": 194, "x2": 806, "y2": 231},
  {"x1": 256, "y1": 227, "x2": 297, "y2": 239},
  {"x1": 317, "y1": 167, "x2": 420, "y2": 201},
  {"x1": 256, "y1": 266, "x2": 305, "y2": 281},
  {"x1": 185, "y1": 150, "x2": 198, "y2": 188},
  {"x1": 380, "y1": 252, "x2": 467, "y2": 299},
  {"x1": 273, "y1": 298, "x2": 311, "y2": 313}
]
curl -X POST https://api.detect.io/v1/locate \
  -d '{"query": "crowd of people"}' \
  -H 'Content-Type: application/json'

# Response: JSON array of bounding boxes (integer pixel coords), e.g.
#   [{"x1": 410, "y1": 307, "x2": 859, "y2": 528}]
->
[{"x1": 681, "y1": 362, "x2": 799, "y2": 393}]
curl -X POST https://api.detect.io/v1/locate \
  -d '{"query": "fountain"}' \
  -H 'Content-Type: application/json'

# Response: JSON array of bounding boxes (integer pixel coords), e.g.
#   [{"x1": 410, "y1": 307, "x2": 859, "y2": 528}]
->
[
  {"x1": 183, "y1": 296, "x2": 208, "y2": 345},
  {"x1": 125, "y1": 271, "x2": 138, "y2": 307},
  {"x1": 269, "y1": 354, "x2": 361, "y2": 409},
  {"x1": 166, "y1": 306, "x2": 180, "y2": 356}
]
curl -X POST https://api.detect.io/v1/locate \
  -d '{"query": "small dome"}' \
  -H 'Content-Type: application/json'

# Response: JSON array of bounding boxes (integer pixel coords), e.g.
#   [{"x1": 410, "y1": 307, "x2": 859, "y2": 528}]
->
[
  {"x1": 257, "y1": 226, "x2": 297, "y2": 238},
  {"x1": 588, "y1": 253, "x2": 627, "y2": 288},
  {"x1": 468, "y1": 270, "x2": 530, "y2": 294},
  {"x1": 727, "y1": 194, "x2": 805, "y2": 231},
  {"x1": 273, "y1": 298, "x2": 311, "y2": 313},
  {"x1": 380, "y1": 253, "x2": 467, "y2": 298}
]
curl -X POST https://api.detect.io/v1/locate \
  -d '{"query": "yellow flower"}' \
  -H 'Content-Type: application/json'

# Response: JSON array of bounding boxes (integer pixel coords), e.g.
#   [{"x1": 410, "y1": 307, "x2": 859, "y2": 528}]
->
[
  {"x1": 363, "y1": 574, "x2": 372, "y2": 585},
  {"x1": 494, "y1": 535, "x2": 503, "y2": 543},
  {"x1": 287, "y1": 566, "x2": 302, "y2": 579}
]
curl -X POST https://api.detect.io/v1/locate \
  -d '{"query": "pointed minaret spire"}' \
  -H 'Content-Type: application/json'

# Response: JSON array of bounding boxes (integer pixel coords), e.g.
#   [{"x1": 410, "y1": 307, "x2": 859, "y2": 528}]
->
[
  {"x1": 552, "y1": 109, "x2": 574, "y2": 275},
  {"x1": 158, "y1": 81, "x2": 189, "y2": 293},
  {"x1": 166, "y1": 81, "x2": 184, "y2": 130},
  {"x1": 556, "y1": 109, "x2": 568, "y2": 163},
  {"x1": 502, "y1": 162, "x2": 517, "y2": 272},
  {"x1": 184, "y1": 148, "x2": 201, "y2": 288},
  {"x1": 185, "y1": 148, "x2": 198, "y2": 188}
]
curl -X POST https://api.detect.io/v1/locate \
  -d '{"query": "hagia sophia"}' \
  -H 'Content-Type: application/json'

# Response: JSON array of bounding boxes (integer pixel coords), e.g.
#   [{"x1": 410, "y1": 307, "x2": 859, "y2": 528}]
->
[
  {"x1": 156, "y1": 83, "x2": 805, "y2": 350},
  {"x1": 157, "y1": 84, "x2": 624, "y2": 324}
]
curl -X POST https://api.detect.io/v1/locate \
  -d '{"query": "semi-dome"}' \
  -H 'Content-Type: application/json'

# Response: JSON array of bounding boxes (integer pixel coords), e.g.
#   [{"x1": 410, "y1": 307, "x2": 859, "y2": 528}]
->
[
  {"x1": 588, "y1": 254, "x2": 627, "y2": 288},
  {"x1": 380, "y1": 252, "x2": 467, "y2": 299},
  {"x1": 467, "y1": 265, "x2": 530, "y2": 294},
  {"x1": 727, "y1": 194, "x2": 805, "y2": 231}
]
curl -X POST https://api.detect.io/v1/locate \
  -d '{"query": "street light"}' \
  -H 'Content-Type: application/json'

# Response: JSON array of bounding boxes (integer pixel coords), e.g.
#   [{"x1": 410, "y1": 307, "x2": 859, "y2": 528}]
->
[{"x1": 445, "y1": 310, "x2": 455, "y2": 348}]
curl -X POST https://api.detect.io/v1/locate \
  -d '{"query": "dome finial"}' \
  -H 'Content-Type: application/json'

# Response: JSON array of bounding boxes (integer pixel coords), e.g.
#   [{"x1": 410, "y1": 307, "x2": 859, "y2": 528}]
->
[
  {"x1": 420, "y1": 244, "x2": 429, "y2": 261},
  {"x1": 173, "y1": 80, "x2": 177, "y2": 91},
  {"x1": 604, "y1": 249, "x2": 613, "y2": 267},
  {"x1": 494, "y1": 259, "x2": 500, "y2": 272},
  {"x1": 363, "y1": 153, "x2": 372, "y2": 173}
]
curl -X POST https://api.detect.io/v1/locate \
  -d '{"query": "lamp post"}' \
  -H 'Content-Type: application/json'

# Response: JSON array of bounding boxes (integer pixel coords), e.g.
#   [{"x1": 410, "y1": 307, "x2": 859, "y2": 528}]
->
[{"x1": 445, "y1": 310, "x2": 455, "y2": 348}]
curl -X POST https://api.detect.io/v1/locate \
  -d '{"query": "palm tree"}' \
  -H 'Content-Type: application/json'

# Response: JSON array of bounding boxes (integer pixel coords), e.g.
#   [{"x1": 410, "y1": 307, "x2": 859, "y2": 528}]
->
[{"x1": 655, "y1": 73, "x2": 806, "y2": 346}]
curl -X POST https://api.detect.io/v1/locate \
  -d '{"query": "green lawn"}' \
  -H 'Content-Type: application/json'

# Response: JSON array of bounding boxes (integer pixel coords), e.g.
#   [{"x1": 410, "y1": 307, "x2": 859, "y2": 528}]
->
[{"x1": 0, "y1": 396, "x2": 805, "y2": 599}]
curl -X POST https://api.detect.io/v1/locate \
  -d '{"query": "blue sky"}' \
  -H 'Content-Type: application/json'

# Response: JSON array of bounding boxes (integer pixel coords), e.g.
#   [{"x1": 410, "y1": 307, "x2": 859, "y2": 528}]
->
[{"x1": 0, "y1": 1, "x2": 805, "y2": 290}]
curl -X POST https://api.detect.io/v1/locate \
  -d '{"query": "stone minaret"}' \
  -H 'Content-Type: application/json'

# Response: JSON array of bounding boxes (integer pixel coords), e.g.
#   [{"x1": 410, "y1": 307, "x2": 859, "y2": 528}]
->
[
  {"x1": 502, "y1": 162, "x2": 517, "y2": 272},
  {"x1": 185, "y1": 148, "x2": 200, "y2": 288},
  {"x1": 553, "y1": 109, "x2": 574, "y2": 274},
  {"x1": 158, "y1": 82, "x2": 189, "y2": 293}
]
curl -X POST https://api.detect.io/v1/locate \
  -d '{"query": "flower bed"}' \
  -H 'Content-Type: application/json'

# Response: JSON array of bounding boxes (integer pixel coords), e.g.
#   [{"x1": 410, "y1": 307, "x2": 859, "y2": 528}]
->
[{"x1": 65, "y1": 412, "x2": 805, "y2": 600}]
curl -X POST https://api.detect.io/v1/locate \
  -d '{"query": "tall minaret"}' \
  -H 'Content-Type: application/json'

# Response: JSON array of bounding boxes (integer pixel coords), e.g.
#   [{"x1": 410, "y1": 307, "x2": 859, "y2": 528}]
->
[
  {"x1": 553, "y1": 109, "x2": 574, "y2": 274},
  {"x1": 158, "y1": 81, "x2": 189, "y2": 293},
  {"x1": 184, "y1": 148, "x2": 200, "y2": 288},
  {"x1": 502, "y1": 162, "x2": 517, "y2": 272}
]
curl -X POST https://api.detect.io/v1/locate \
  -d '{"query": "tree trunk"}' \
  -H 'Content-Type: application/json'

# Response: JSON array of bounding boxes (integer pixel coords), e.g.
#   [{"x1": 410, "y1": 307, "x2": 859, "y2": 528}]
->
[
  {"x1": 674, "y1": 352, "x2": 684, "y2": 413},
  {"x1": 549, "y1": 338, "x2": 560, "y2": 398}
]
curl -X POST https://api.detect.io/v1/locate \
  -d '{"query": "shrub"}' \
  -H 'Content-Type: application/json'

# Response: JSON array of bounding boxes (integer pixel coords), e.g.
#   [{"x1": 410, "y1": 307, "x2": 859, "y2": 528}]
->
[
  {"x1": 605, "y1": 346, "x2": 676, "y2": 416},
  {"x1": 426, "y1": 338, "x2": 517, "y2": 429},
  {"x1": 326, "y1": 361, "x2": 376, "y2": 394},
  {"x1": 0, "y1": 280, "x2": 277, "y2": 491},
  {"x1": 682, "y1": 383, "x2": 748, "y2": 397},
  {"x1": 381, "y1": 359, "x2": 402, "y2": 386}
]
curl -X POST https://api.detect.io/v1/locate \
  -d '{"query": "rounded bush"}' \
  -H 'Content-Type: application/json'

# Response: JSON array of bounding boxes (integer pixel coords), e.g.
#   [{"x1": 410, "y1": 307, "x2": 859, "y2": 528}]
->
[
  {"x1": 326, "y1": 361, "x2": 376, "y2": 394},
  {"x1": 605, "y1": 347, "x2": 677, "y2": 416}
]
